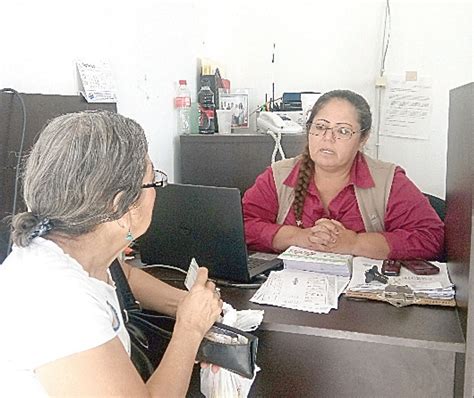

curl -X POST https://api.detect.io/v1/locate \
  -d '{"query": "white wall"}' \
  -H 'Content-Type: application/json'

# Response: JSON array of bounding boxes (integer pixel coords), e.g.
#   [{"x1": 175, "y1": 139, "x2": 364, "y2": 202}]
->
[
  {"x1": 377, "y1": 0, "x2": 473, "y2": 197},
  {"x1": 1, "y1": 0, "x2": 472, "y2": 197},
  {"x1": 198, "y1": 0, "x2": 472, "y2": 198},
  {"x1": 0, "y1": 0, "x2": 201, "y2": 180}
]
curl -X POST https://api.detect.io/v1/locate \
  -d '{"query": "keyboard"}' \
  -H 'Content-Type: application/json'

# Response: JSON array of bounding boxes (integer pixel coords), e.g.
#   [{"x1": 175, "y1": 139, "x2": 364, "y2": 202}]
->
[{"x1": 248, "y1": 256, "x2": 271, "y2": 270}]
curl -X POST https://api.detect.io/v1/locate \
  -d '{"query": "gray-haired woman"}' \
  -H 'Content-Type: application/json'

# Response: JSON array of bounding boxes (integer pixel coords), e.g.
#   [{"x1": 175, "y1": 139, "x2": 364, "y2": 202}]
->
[{"x1": 0, "y1": 110, "x2": 222, "y2": 397}]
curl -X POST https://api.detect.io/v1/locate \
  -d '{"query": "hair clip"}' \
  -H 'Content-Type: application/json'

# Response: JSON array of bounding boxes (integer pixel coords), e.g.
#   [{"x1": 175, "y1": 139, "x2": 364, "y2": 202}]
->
[{"x1": 30, "y1": 218, "x2": 53, "y2": 240}]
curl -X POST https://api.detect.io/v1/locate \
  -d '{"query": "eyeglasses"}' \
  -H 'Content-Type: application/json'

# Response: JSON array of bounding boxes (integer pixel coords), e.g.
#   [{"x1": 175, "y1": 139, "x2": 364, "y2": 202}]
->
[
  {"x1": 142, "y1": 169, "x2": 168, "y2": 189},
  {"x1": 308, "y1": 120, "x2": 366, "y2": 140}
]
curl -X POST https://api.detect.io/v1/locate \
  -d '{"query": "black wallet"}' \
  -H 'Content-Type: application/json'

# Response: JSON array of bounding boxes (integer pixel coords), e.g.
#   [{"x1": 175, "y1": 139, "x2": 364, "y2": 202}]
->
[
  {"x1": 197, "y1": 322, "x2": 258, "y2": 379},
  {"x1": 110, "y1": 260, "x2": 258, "y2": 380}
]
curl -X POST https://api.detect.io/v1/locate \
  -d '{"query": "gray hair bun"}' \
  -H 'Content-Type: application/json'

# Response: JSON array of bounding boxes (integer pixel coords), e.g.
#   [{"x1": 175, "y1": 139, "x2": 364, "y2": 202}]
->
[{"x1": 11, "y1": 212, "x2": 51, "y2": 247}]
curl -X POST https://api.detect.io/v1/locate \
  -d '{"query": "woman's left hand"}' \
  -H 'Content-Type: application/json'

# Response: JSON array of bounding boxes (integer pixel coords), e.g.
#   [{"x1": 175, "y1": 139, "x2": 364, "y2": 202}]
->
[
  {"x1": 308, "y1": 218, "x2": 340, "y2": 247},
  {"x1": 310, "y1": 219, "x2": 358, "y2": 255}
]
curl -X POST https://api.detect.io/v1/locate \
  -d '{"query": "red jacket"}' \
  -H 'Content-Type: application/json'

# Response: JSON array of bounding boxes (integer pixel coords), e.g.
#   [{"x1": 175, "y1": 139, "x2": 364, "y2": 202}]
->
[{"x1": 243, "y1": 153, "x2": 444, "y2": 260}]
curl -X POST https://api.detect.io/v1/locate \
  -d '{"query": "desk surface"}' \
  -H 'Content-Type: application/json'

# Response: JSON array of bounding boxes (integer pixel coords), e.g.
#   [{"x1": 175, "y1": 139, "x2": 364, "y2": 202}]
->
[{"x1": 145, "y1": 267, "x2": 465, "y2": 353}]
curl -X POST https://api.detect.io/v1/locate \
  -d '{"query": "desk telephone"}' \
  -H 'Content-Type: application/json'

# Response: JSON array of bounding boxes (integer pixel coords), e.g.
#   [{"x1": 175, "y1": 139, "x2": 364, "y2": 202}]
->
[{"x1": 257, "y1": 112, "x2": 303, "y2": 134}]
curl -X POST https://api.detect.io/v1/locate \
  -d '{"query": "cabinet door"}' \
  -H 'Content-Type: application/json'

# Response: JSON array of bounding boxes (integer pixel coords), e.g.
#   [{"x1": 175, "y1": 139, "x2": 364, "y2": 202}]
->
[{"x1": 180, "y1": 134, "x2": 306, "y2": 194}]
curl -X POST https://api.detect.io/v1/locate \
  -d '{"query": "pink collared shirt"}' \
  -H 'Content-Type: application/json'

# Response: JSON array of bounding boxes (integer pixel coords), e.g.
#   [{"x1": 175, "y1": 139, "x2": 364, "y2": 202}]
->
[{"x1": 242, "y1": 152, "x2": 444, "y2": 260}]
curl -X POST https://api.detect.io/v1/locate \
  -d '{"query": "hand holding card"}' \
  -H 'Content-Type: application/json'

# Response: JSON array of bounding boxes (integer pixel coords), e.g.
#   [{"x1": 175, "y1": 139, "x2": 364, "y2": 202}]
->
[{"x1": 185, "y1": 257, "x2": 199, "y2": 290}]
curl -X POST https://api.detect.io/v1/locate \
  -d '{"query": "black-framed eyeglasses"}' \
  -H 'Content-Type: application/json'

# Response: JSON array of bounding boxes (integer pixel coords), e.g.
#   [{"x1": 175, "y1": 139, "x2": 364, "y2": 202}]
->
[
  {"x1": 142, "y1": 169, "x2": 168, "y2": 189},
  {"x1": 308, "y1": 120, "x2": 366, "y2": 140}
]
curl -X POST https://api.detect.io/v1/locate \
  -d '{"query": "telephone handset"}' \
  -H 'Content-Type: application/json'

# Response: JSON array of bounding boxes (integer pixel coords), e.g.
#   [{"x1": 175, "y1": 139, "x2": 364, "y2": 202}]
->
[{"x1": 257, "y1": 112, "x2": 303, "y2": 134}]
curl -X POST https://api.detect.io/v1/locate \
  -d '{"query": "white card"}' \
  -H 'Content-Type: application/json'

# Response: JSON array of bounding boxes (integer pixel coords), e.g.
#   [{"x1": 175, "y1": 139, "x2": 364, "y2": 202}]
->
[{"x1": 184, "y1": 258, "x2": 199, "y2": 290}]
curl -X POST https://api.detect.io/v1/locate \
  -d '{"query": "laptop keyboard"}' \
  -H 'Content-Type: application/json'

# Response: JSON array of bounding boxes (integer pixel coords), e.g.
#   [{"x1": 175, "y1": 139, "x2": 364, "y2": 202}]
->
[{"x1": 248, "y1": 256, "x2": 271, "y2": 270}]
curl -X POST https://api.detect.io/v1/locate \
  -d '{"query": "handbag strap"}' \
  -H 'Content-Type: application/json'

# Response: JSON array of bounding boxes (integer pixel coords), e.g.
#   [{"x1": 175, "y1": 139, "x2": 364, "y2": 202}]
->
[{"x1": 110, "y1": 259, "x2": 141, "y2": 321}]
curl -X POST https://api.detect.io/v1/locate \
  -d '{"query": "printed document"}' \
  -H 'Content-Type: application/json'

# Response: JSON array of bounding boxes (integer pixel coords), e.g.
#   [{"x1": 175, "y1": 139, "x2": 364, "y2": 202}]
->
[
  {"x1": 76, "y1": 60, "x2": 117, "y2": 103},
  {"x1": 380, "y1": 75, "x2": 433, "y2": 139},
  {"x1": 251, "y1": 269, "x2": 349, "y2": 314}
]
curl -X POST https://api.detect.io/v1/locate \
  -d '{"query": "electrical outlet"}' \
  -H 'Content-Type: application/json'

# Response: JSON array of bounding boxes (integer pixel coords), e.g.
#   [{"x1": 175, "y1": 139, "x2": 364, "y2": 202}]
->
[{"x1": 375, "y1": 75, "x2": 387, "y2": 87}]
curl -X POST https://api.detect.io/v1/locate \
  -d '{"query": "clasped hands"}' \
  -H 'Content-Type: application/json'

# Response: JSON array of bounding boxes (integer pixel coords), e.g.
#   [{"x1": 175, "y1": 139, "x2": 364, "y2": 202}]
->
[{"x1": 303, "y1": 218, "x2": 357, "y2": 254}]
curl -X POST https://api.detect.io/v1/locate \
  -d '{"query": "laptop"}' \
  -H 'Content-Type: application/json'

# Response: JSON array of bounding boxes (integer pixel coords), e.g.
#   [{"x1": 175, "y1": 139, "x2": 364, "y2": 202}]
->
[{"x1": 139, "y1": 183, "x2": 282, "y2": 283}]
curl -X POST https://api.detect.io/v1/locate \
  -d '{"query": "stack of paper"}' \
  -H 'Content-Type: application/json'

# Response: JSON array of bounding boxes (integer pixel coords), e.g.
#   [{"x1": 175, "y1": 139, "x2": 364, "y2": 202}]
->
[
  {"x1": 250, "y1": 269, "x2": 350, "y2": 314},
  {"x1": 278, "y1": 246, "x2": 353, "y2": 277},
  {"x1": 346, "y1": 257, "x2": 455, "y2": 301}
]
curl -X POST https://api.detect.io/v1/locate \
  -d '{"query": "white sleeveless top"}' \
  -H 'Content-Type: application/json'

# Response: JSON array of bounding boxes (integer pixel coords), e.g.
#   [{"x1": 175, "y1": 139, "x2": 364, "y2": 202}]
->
[{"x1": 0, "y1": 237, "x2": 130, "y2": 397}]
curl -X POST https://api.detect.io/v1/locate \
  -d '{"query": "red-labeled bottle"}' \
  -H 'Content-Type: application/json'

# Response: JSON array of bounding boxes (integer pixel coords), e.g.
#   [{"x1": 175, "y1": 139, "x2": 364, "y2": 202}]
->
[{"x1": 175, "y1": 80, "x2": 191, "y2": 135}]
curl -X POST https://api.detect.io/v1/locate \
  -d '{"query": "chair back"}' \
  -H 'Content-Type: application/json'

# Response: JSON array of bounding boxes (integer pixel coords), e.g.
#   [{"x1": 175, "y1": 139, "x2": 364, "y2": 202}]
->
[
  {"x1": 424, "y1": 193, "x2": 446, "y2": 262},
  {"x1": 424, "y1": 193, "x2": 446, "y2": 221}
]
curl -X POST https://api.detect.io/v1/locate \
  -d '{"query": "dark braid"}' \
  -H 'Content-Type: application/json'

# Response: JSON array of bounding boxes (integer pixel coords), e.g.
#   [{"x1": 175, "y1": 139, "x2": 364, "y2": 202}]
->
[
  {"x1": 292, "y1": 89, "x2": 372, "y2": 227},
  {"x1": 293, "y1": 144, "x2": 314, "y2": 226}
]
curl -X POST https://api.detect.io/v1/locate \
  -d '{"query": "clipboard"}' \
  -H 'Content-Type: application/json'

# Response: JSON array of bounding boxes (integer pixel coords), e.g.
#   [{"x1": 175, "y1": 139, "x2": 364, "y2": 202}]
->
[
  {"x1": 346, "y1": 258, "x2": 456, "y2": 308},
  {"x1": 344, "y1": 288, "x2": 456, "y2": 308}
]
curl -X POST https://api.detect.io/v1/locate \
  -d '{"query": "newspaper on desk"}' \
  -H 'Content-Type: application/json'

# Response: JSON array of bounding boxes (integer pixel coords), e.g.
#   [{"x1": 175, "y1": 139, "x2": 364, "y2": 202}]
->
[
  {"x1": 250, "y1": 269, "x2": 350, "y2": 314},
  {"x1": 345, "y1": 257, "x2": 455, "y2": 307}
]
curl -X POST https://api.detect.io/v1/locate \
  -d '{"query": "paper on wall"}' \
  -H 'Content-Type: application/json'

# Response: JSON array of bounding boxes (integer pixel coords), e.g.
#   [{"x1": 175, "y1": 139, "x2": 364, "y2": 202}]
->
[
  {"x1": 76, "y1": 60, "x2": 117, "y2": 103},
  {"x1": 380, "y1": 75, "x2": 433, "y2": 139}
]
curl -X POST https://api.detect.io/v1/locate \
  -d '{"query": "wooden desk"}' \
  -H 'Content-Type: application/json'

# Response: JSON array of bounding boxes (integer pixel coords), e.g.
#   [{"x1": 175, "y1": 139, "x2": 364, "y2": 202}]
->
[{"x1": 144, "y1": 267, "x2": 466, "y2": 398}]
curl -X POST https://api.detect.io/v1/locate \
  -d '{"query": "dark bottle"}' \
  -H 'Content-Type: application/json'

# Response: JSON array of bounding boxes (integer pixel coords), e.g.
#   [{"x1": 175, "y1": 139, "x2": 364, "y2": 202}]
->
[{"x1": 198, "y1": 85, "x2": 216, "y2": 134}]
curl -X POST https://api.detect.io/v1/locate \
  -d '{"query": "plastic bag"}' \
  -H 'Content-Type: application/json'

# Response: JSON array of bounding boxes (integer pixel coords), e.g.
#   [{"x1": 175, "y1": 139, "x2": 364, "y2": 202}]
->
[
  {"x1": 201, "y1": 365, "x2": 258, "y2": 398},
  {"x1": 200, "y1": 303, "x2": 263, "y2": 398}
]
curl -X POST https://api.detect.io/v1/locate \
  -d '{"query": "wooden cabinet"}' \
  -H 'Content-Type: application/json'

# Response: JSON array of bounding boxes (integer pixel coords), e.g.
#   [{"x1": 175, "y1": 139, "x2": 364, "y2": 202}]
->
[
  {"x1": 445, "y1": 82, "x2": 474, "y2": 396},
  {"x1": 179, "y1": 133, "x2": 307, "y2": 194}
]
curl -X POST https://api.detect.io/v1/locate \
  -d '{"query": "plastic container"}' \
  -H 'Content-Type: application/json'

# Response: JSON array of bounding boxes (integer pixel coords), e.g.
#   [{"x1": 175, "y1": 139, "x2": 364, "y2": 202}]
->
[
  {"x1": 216, "y1": 109, "x2": 232, "y2": 134},
  {"x1": 175, "y1": 80, "x2": 191, "y2": 135},
  {"x1": 198, "y1": 85, "x2": 216, "y2": 134}
]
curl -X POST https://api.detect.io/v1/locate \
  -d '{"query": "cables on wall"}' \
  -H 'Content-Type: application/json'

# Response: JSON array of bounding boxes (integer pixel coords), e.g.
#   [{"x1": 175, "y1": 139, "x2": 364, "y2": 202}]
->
[
  {"x1": 374, "y1": 0, "x2": 391, "y2": 159},
  {"x1": 380, "y1": 0, "x2": 391, "y2": 76},
  {"x1": 0, "y1": 88, "x2": 27, "y2": 254}
]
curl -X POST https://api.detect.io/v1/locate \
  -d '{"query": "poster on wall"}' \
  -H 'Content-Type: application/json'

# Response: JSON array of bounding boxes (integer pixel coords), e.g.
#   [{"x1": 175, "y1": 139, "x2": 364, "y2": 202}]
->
[
  {"x1": 76, "y1": 60, "x2": 117, "y2": 103},
  {"x1": 380, "y1": 75, "x2": 433, "y2": 140}
]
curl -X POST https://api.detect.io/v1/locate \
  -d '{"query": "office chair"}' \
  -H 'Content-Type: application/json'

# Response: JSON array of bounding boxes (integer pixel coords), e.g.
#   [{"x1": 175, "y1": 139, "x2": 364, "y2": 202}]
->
[
  {"x1": 423, "y1": 193, "x2": 446, "y2": 221},
  {"x1": 423, "y1": 193, "x2": 446, "y2": 262},
  {"x1": 0, "y1": 220, "x2": 10, "y2": 264}
]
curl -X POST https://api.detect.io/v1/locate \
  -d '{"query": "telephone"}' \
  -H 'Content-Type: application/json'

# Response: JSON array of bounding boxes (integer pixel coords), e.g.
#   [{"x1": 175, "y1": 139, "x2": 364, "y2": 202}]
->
[{"x1": 257, "y1": 112, "x2": 303, "y2": 134}]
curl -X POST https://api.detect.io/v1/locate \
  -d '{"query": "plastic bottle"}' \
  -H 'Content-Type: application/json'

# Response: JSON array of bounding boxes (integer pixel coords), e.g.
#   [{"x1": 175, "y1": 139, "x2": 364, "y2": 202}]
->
[
  {"x1": 198, "y1": 85, "x2": 216, "y2": 134},
  {"x1": 175, "y1": 80, "x2": 191, "y2": 135}
]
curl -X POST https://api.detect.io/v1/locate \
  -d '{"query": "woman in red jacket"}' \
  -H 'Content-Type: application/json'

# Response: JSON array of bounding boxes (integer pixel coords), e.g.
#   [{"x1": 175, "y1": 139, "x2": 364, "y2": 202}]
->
[{"x1": 243, "y1": 89, "x2": 444, "y2": 260}]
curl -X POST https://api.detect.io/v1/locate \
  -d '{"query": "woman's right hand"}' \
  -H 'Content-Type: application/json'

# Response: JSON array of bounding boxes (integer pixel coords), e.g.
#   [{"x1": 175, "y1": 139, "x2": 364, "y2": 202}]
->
[
  {"x1": 281, "y1": 219, "x2": 340, "y2": 251},
  {"x1": 174, "y1": 267, "x2": 222, "y2": 339},
  {"x1": 308, "y1": 218, "x2": 340, "y2": 248}
]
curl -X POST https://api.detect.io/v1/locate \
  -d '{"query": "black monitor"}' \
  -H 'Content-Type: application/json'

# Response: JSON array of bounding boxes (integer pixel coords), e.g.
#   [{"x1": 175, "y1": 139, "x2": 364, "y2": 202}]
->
[{"x1": 0, "y1": 92, "x2": 116, "y2": 263}]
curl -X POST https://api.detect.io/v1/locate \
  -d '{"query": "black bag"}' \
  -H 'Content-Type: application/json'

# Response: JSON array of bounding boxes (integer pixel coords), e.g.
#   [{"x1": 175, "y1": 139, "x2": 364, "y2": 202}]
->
[{"x1": 110, "y1": 260, "x2": 258, "y2": 380}]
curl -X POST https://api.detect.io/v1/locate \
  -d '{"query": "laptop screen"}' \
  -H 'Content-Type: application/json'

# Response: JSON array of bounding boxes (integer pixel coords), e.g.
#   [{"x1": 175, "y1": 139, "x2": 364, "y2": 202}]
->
[{"x1": 138, "y1": 183, "x2": 253, "y2": 282}]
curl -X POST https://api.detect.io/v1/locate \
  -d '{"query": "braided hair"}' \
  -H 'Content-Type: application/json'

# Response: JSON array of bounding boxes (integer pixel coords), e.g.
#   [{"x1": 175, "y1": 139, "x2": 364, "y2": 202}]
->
[
  {"x1": 293, "y1": 90, "x2": 372, "y2": 226},
  {"x1": 293, "y1": 146, "x2": 314, "y2": 226}
]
